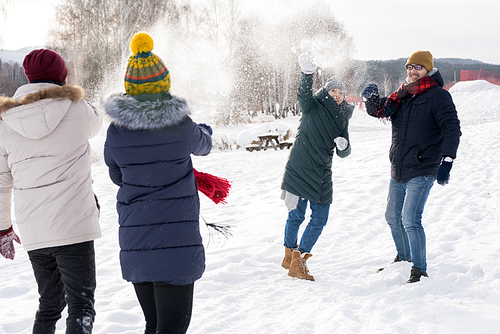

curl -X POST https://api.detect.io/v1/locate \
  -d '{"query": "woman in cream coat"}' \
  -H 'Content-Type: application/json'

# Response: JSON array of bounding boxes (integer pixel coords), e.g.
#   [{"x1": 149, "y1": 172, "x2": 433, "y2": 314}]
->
[{"x1": 0, "y1": 49, "x2": 102, "y2": 334}]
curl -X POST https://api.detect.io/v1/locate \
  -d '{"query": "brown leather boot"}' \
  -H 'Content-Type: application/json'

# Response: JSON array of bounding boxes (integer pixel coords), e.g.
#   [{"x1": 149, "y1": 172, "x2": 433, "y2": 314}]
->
[
  {"x1": 281, "y1": 247, "x2": 296, "y2": 269},
  {"x1": 288, "y1": 250, "x2": 314, "y2": 281}
]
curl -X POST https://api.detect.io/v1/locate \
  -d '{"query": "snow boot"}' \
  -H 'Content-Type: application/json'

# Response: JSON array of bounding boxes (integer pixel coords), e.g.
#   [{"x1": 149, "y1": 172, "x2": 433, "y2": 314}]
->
[
  {"x1": 288, "y1": 250, "x2": 314, "y2": 281},
  {"x1": 406, "y1": 268, "x2": 429, "y2": 284},
  {"x1": 281, "y1": 247, "x2": 296, "y2": 270}
]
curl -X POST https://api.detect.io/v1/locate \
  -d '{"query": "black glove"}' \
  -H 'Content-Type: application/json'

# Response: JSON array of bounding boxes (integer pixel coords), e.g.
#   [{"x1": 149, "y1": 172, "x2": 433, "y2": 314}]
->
[
  {"x1": 361, "y1": 84, "x2": 379, "y2": 100},
  {"x1": 198, "y1": 123, "x2": 213, "y2": 135},
  {"x1": 436, "y1": 160, "x2": 453, "y2": 185}
]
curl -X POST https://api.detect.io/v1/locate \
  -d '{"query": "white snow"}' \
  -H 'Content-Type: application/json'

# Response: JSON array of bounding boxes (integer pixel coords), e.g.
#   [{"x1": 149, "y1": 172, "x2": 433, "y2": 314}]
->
[
  {"x1": 449, "y1": 79, "x2": 500, "y2": 93},
  {"x1": 237, "y1": 122, "x2": 293, "y2": 147},
  {"x1": 1, "y1": 80, "x2": 500, "y2": 334}
]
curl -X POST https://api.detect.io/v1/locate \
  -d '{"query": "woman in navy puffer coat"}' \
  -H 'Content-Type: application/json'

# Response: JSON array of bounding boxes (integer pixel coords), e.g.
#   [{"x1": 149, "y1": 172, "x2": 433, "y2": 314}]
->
[
  {"x1": 104, "y1": 92, "x2": 211, "y2": 285},
  {"x1": 103, "y1": 32, "x2": 212, "y2": 334}
]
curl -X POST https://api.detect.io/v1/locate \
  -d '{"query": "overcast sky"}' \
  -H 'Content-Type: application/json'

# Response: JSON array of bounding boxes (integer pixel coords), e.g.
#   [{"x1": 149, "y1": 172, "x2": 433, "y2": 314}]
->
[{"x1": 1, "y1": 0, "x2": 499, "y2": 64}]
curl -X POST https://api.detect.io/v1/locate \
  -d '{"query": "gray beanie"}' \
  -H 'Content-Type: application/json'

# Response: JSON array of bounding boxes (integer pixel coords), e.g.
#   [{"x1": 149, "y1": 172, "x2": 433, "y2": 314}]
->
[{"x1": 324, "y1": 76, "x2": 345, "y2": 95}]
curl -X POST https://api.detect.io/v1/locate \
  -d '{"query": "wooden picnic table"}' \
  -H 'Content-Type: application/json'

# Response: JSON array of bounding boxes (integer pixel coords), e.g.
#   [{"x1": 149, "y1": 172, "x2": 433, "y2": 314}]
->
[
  {"x1": 258, "y1": 134, "x2": 280, "y2": 150},
  {"x1": 245, "y1": 134, "x2": 293, "y2": 152}
]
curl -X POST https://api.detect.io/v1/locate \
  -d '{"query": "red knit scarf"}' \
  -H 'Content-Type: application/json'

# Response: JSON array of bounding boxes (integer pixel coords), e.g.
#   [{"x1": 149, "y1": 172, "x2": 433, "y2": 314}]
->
[{"x1": 377, "y1": 75, "x2": 438, "y2": 117}]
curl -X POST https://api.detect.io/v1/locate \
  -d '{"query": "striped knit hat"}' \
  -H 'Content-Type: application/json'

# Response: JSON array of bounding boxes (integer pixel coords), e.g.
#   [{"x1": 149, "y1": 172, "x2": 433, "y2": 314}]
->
[{"x1": 124, "y1": 32, "x2": 171, "y2": 96}]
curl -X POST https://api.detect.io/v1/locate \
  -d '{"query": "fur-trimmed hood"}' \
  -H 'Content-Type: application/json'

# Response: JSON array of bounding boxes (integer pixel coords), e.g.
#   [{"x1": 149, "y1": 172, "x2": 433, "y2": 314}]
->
[
  {"x1": 0, "y1": 84, "x2": 85, "y2": 113},
  {"x1": 0, "y1": 83, "x2": 86, "y2": 139},
  {"x1": 103, "y1": 92, "x2": 191, "y2": 131}
]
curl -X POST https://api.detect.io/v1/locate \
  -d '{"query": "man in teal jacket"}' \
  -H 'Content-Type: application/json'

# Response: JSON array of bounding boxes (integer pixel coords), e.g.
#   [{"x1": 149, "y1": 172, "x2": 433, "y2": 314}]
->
[{"x1": 280, "y1": 53, "x2": 353, "y2": 281}]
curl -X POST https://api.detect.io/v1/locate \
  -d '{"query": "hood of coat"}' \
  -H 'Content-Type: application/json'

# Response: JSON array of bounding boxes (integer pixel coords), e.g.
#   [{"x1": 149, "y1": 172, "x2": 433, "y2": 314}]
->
[
  {"x1": 0, "y1": 83, "x2": 85, "y2": 139},
  {"x1": 315, "y1": 88, "x2": 354, "y2": 120},
  {"x1": 103, "y1": 92, "x2": 191, "y2": 131},
  {"x1": 429, "y1": 68, "x2": 444, "y2": 87}
]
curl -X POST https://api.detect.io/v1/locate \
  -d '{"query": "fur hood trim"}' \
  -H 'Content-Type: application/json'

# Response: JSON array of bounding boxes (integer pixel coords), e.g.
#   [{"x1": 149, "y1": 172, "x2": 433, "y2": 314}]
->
[
  {"x1": 103, "y1": 93, "x2": 191, "y2": 131},
  {"x1": 0, "y1": 85, "x2": 85, "y2": 114}
]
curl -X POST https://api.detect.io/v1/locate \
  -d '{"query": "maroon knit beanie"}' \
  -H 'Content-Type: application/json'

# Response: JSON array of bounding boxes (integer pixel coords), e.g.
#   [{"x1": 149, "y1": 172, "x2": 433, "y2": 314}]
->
[{"x1": 23, "y1": 49, "x2": 68, "y2": 84}]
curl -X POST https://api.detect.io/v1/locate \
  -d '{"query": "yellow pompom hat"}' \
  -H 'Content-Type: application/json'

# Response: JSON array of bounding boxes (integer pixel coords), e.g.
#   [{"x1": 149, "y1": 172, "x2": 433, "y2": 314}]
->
[{"x1": 124, "y1": 32, "x2": 171, "y2": 96}]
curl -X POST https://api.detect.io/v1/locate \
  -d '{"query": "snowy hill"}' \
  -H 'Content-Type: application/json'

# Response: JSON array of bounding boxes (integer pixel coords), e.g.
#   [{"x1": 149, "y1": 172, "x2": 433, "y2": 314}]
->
[
  {"x1": 449, "y1": 80, "x2": 500, "y2": 122},
  {"x1": 1, "y1": 80, "x2": 499, "y2": 334},
  {"x1": 0, "y1": 47, "x2": 40, "y2": 64}
]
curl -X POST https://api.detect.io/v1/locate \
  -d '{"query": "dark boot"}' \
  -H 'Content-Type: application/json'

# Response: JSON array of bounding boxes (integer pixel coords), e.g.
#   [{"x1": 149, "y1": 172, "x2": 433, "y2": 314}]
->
[{"x1": 407, "y1": 268, "x2": 429, "y2": 283}]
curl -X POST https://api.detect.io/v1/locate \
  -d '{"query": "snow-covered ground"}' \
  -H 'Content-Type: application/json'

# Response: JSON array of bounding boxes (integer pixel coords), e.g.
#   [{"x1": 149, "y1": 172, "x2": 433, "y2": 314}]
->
[{"x1": 1, "y1": 80, "x2": 499, "y2": 334}]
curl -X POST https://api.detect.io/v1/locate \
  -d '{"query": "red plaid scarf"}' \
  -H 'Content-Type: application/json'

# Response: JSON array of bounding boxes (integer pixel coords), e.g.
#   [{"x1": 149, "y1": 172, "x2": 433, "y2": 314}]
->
[{"x1": 377, "y1": 75, "x2": 438, "y2": 117}]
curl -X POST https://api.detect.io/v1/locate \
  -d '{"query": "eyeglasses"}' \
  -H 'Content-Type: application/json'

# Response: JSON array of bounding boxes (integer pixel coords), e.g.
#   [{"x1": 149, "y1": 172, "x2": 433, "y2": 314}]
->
[{"x1": 406, "y1": 64, "x2": 424, "y2": 70}]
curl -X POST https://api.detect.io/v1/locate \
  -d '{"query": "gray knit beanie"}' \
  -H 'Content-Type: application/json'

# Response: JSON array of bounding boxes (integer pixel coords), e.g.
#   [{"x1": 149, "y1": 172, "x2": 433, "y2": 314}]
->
[{"x1": 324, "y1": 76, "x2": 345, "y2": 95}]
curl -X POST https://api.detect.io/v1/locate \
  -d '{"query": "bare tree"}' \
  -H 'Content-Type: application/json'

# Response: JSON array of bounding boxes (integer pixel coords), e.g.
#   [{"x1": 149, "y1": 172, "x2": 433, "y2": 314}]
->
[
  {"x1": 46, "y1": 0, "x2": 354, "y2": 122},
  {"x1": 0, "y1": 60, "x2": 27, "y2": 96},
  {"x1": 47, "y1": 0, "x2": 175, "y2": 100},
  {"x1": 227, "y1": 1, "x2": 354, "y2": 121}
]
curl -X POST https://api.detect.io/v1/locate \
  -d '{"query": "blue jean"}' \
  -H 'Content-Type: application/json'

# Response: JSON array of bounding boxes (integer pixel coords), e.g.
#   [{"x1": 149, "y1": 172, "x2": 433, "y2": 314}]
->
[
  {"x1": 385, "y1": 176, "x2": 435, "y2": 271},
  {"x1": 28, "y1": 241, "x2": 96, "y2": 334},
  {"x1": 284, "y1": 197, "x2": 330, "y2": 253}
]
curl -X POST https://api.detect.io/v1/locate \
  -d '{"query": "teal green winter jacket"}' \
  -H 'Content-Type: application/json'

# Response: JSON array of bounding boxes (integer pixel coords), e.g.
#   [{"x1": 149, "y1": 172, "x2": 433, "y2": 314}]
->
[{"x1": 281, "y1": 73, "x2": 354, "y2": 204}]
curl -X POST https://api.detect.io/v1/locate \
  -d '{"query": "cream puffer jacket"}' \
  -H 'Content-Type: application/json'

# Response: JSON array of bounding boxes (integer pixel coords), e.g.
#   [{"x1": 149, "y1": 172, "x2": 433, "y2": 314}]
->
[{"x1": 0, "y1": 83, "x2": 102, "y2": 251}]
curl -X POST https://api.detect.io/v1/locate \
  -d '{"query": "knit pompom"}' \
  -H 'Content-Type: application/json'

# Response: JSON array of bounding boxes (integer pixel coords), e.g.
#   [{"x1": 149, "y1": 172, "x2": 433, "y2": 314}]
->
[{"x1": 130, "y1": 32, "x2": 154, "y2": 56}]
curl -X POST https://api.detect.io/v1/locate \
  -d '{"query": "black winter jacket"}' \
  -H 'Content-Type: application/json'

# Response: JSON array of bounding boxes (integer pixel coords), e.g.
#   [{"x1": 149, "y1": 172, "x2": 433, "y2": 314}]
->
[{"x1": 366, "y1": 69, "x2": 461, "y2": 183}]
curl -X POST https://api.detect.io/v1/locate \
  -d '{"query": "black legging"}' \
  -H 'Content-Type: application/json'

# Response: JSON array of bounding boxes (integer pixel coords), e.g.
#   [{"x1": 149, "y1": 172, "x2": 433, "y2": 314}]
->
[{"x1": 133, "y1": 282, "x2": 194, "y2": 334}]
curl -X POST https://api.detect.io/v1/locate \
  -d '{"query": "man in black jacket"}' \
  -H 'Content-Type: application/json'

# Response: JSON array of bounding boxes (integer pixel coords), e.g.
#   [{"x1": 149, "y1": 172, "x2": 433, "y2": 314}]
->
[{"x1": 361, "y1": 50, "x2": 461, "y2": 283}]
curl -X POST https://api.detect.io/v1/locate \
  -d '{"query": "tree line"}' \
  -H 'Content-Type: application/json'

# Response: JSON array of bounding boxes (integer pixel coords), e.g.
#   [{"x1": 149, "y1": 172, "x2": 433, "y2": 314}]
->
[
  {"x1": 40, "y1": 0, "x2": 357, "y2": 124},
  {"x1": 2, "y1": 0, "x2": 500, "y2": 124},
  {"x1": 0, "y1": 60, "x2": 27, "y2": 96},
  {"x1": 359, "y1": 58, "x2": 500, "y2": 96}
]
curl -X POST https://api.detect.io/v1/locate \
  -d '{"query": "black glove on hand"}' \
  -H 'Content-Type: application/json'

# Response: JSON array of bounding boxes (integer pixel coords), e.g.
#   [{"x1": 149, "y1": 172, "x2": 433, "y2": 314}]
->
[
  {"x1": 436, "y1": 160, "x2": 453, "y2": 185},
  {"x1": 361, "y1": 84, "x2": 379, "y2": 100},
  {"x1": 198, "y1": 123, "x2": 213, "y2": 135}
]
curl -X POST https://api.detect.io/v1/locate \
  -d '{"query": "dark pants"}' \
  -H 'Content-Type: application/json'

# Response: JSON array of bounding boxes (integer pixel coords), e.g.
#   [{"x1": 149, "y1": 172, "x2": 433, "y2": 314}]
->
[
  {"x1": 133, "y1": 282, "x2": 194, "y2": 334},
  {"x1": 28, "y1": 241, "x2": 96, "y2": 334}
]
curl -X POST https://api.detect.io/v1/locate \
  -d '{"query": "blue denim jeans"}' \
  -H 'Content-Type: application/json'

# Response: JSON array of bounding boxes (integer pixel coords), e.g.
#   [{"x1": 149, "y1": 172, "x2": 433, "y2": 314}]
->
[
  {"x1": 385, "y1": 176, "x2": 435, "y2": 271},
  {"x1": 28, "y1": 241, "x2": 96, "y2": 334},
  {"x1": 284, "y1": 197, "x2": 330, "y2": 254}
]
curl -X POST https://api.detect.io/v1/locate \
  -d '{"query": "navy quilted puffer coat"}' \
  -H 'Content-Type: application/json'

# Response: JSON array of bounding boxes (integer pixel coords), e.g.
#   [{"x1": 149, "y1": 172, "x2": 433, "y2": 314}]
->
[{"x1": 103, "y1": 92, "x2": 212, "y2": 285}]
